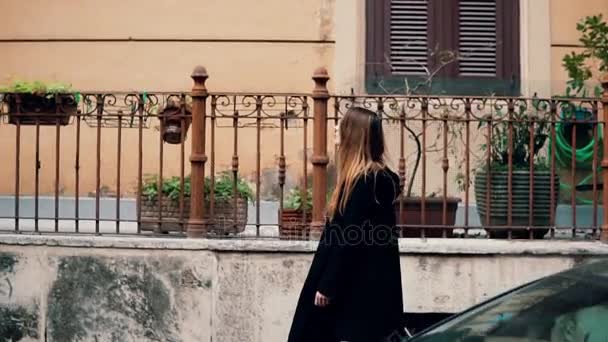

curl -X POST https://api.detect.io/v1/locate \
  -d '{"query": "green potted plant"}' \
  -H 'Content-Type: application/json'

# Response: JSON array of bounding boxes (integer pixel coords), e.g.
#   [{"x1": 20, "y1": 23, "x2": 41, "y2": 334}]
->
[
  {"x1": 474, "y1": 102, "x2": 560, "y2": 239},
  {"x1": 279, "y1": 187, "x2": 312, "y2": 240},
  {"x1": 0, "y1": 81, "x2": 78, "y2": 126},
  {"x1": 140, "y1": 171, "x2": 253, "y2": 235}
]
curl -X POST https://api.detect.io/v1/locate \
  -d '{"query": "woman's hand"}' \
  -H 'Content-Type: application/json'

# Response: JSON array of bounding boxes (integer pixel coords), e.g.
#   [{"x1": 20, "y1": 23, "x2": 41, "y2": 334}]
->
[{"x1": 314, "y1": 291, "x2": 330, "y2": 307}]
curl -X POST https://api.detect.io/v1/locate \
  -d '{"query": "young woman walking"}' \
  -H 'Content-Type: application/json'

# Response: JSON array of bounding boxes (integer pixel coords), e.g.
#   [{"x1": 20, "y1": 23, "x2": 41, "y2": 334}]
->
[{"x1": 288, "y1": 107, "x2": 404, "y2": 342}]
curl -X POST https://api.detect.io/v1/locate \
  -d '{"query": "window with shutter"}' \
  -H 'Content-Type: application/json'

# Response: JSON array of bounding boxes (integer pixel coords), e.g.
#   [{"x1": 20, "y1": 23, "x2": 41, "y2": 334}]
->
[
  {"x1": 458, "y1": 0, "x2": 497, "y2": 77},
  {"x1": 390, "y1": 0, "x2": 429, "y2": 75},
  {"x1": 366, "y1": 0, "x2": 520, "y2": 95}
]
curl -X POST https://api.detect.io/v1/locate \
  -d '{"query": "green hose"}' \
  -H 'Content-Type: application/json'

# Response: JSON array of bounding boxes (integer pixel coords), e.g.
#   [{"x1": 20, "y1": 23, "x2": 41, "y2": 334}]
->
[
  {"x1": 558, "y1": 173, "x2": 599, "y2": 205},
  {"x1": 552, "y1": 121, "x2": 602, "y2": 170},
  {"x1": 549, "y1": 111, "x2": 603, "y2": 205}
]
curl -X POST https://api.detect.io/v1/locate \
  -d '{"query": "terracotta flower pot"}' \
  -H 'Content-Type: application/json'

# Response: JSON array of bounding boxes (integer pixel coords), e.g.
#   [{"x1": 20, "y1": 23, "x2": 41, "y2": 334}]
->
[
  {"x1": 279, "y1": 208, "x2": 312, "y2": 240},
  {"x1": 394, "y1": 197, "x2": 461, "y2": 238}
]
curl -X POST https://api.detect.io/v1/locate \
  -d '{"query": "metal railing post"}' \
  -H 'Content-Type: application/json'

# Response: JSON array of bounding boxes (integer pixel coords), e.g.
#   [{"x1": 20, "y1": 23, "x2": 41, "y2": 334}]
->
[
  {"x1": 311, "y1": 68, "x2": 330, "y2": 239},
  {"x1": 601, "y1": 75, "x2": 608, "y2": 242},
  {"x1": 188, "y1": 66, "x2": 209, "y2": 238}
]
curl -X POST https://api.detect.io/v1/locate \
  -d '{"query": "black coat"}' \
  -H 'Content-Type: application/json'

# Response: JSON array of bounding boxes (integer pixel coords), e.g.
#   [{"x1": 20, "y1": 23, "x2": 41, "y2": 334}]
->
[{"x1": 288, "y1": 168, "x2": 404, "y2": 342}]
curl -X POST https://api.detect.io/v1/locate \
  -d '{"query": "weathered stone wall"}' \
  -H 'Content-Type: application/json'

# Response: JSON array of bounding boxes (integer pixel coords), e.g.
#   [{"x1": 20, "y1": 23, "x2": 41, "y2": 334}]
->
[{"x1": 1, "y1": 235, "x2": 607, "y2": 342}]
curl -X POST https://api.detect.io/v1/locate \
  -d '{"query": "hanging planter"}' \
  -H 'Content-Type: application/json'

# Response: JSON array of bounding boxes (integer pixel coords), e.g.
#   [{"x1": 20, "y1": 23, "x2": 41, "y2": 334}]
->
[
  {"x1": 161, "y1": 100, "x2": 191, "y2": 144},
  {"x1": 1, "y1": 81, "x2": 78, "y2": 126}
]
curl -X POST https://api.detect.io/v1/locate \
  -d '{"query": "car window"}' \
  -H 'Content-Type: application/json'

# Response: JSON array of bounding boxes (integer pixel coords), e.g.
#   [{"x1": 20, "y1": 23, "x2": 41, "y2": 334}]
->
[{"x1": 411, "y1": 263, "x2": 608, "y2": 342}]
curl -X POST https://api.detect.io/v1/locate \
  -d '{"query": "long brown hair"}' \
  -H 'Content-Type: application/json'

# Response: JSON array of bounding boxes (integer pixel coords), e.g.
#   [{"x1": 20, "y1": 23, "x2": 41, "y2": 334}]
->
[{"x1": 327, "y1": 107, "x2": 386, "y2": 219}]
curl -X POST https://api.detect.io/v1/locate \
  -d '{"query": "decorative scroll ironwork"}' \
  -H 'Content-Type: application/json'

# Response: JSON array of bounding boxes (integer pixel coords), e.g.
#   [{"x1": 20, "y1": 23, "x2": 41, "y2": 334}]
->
[
  {"x1": 211, "y1": 94, "x2": 311, "y2": 129},
  {"x1": 0, "y1": 92, "x2": 195, "y2": 128}
]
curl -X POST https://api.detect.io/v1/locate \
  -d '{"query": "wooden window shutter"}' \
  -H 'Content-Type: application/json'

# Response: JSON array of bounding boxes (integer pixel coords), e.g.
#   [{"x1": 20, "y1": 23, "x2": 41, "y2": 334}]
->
[
  {"x1": 428, "y1": 0, "x2": 459, "y2": 77},
  {"x1": 366, "y1": 0, "x2": 520, "y2": 92},
  {"x1": 496, "y1": 0, "x2": 520, "y2": 82},
  {"x1": 458, "y1": 0, "x2": 499, "y2": 77},
  {"x1": 389, "y1": 0, "x2": 430, "y2": 75},
  {"x1": 366, "y1": 0, "x2": 391, "y2": 79},
  {"x1": 454, "y1": 0, "x2": 520, "y2": 80}
]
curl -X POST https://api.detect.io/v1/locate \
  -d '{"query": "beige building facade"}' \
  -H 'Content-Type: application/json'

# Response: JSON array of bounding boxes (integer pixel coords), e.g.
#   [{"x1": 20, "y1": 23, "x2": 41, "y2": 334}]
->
[{"x1": 0, "y1": 0, "x2": 606, "y2": 197}]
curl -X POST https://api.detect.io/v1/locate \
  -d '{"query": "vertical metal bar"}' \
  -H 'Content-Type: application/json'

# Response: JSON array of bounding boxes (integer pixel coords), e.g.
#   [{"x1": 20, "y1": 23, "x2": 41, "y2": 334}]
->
[
  {"x1": 116, "y1": 110, "x2": 122, "y2": 234},
  {"x1": 421, "y1": 99, "x2": 427, "y2": 238},
  {"x1": 95, "y1": 95, "x2": 102, "y2": 234},
  {"x1": 592, "y1": 101, "x2": 599, "y2": 235},
  {"x1": 311, "y1": 69, "x2": 330, "y2": 238},
  {"x1": 14, "y1": 122, "x2": 20, "y2": 232},
  {"x1": 571, "y1": 107, "x2": 577, "y2": 236},
  {"x1": 137, "y1": 94, "x2": 144, "y2": 234},
  {"x1": 279, "y1": 98, "x2": 287, "y2": 236},
  {"x1": 157, "y1": 100, "x2": 165, "y2": 234},
  {"x1": 334, "y1": 97, "x2": 340, "y2": 169},
  {"x1": 529, "y1": 116, "x2": 535, "y2": 239},
  {"x1": 550, "y1": 100, "x2": 557, "y2": 238},
  {"x1": 302, "y1": 98, "x2": 309, "y2": 229},
  {"x1": 255, "y1": 96, "x2": 262, "y2": 237},
  {"x1": 507, "y1": 101, "x2": 514, "y2": 233},
  {"x1": 35, "y1": 120, "x2": 40, "y2": 233},
  {"x1": 14, "y1": 95, "x2": 22, "y2": 232},
  {"x1": 209, "y1": 96, "x2": 216, "y2": 233},
  {"x1": 232, "y1": 95, "x2": 239, "y2": 235},
  {"x1": 75, "y1": 113, "x2": 81, "y2": 233},
  {"x1": 441, "y1": 108, "x2": 449, "y2": 237},
  {"x1": 464, "y1": 100, "x2": 471, "y2": 234},
  {"x1": 54, "y1": 95, "x2": 61, "y2": 232},
  {"x1": 485, "y1": 105, "x2": 492, "y2": 231},
  {"x1": 399, "y1": 102, "x2": 406, "y2": 238},
  {"x1": 179, "y1": 94, "x2": 187, "y2": 233},
  {"x1": 54, "y1": 111, "x2": 61, "y2": 232},
  {"x1": 602, "y1": 77, "x2": 608, "y2": 241}
]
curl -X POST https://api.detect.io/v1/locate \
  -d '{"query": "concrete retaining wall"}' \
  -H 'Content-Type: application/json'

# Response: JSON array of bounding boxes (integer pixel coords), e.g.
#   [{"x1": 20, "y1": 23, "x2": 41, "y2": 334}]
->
[{"x1": 1, "y1": 235, "x2": 607, "y2": 341}]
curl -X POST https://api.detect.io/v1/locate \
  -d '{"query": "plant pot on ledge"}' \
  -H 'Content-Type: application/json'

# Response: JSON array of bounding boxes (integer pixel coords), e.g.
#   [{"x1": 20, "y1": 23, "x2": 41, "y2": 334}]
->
[
  {"x1": 140, "y1": 196, "x2": 248, "y2": 235},
  {"x1": 394, "y1": 197, "x2": 461, "y2": 238},
  {"x1": 5, "y1": 93, "x2": 77, "y2": 126},
  {"x1": 279, "y1": 187, "x2": 313, "y2": 240},
  {"x1": 279, "y1": 208, "x2": 312, "y2": 240},
  {"x1": 474, "y1": 170, "x2": 560, "y2": 239},
  {"x1": 140, "y1": 171, "x2": 253, "y2": 235}
]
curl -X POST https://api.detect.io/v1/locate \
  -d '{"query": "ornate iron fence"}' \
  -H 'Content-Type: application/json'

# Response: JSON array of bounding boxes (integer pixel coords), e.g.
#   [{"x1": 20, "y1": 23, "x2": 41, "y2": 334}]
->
[{"x1": 0, "y1": 66, "x2": 606, "y2": 241}]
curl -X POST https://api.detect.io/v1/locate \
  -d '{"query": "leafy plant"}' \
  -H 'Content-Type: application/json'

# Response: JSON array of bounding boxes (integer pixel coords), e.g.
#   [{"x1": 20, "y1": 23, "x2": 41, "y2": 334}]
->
[
  {"x1": 562, "y1": 14, "x2": 608, "y2": 98},
  {"x1": 0, "y1": 80, "x2": 74, "y2": 95},
  {"x1": 284, "y1": 187, "x2": 312, "y2": 211},
  {"x1": 479, "y1": 101, "x2": 550, "y2": 170},
  {"x1": 142, "y1": 171, "x2": 253, "y2": 202},
  {"x1": 376, "y1": 45, "x2": 475, "y2": 198}
]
